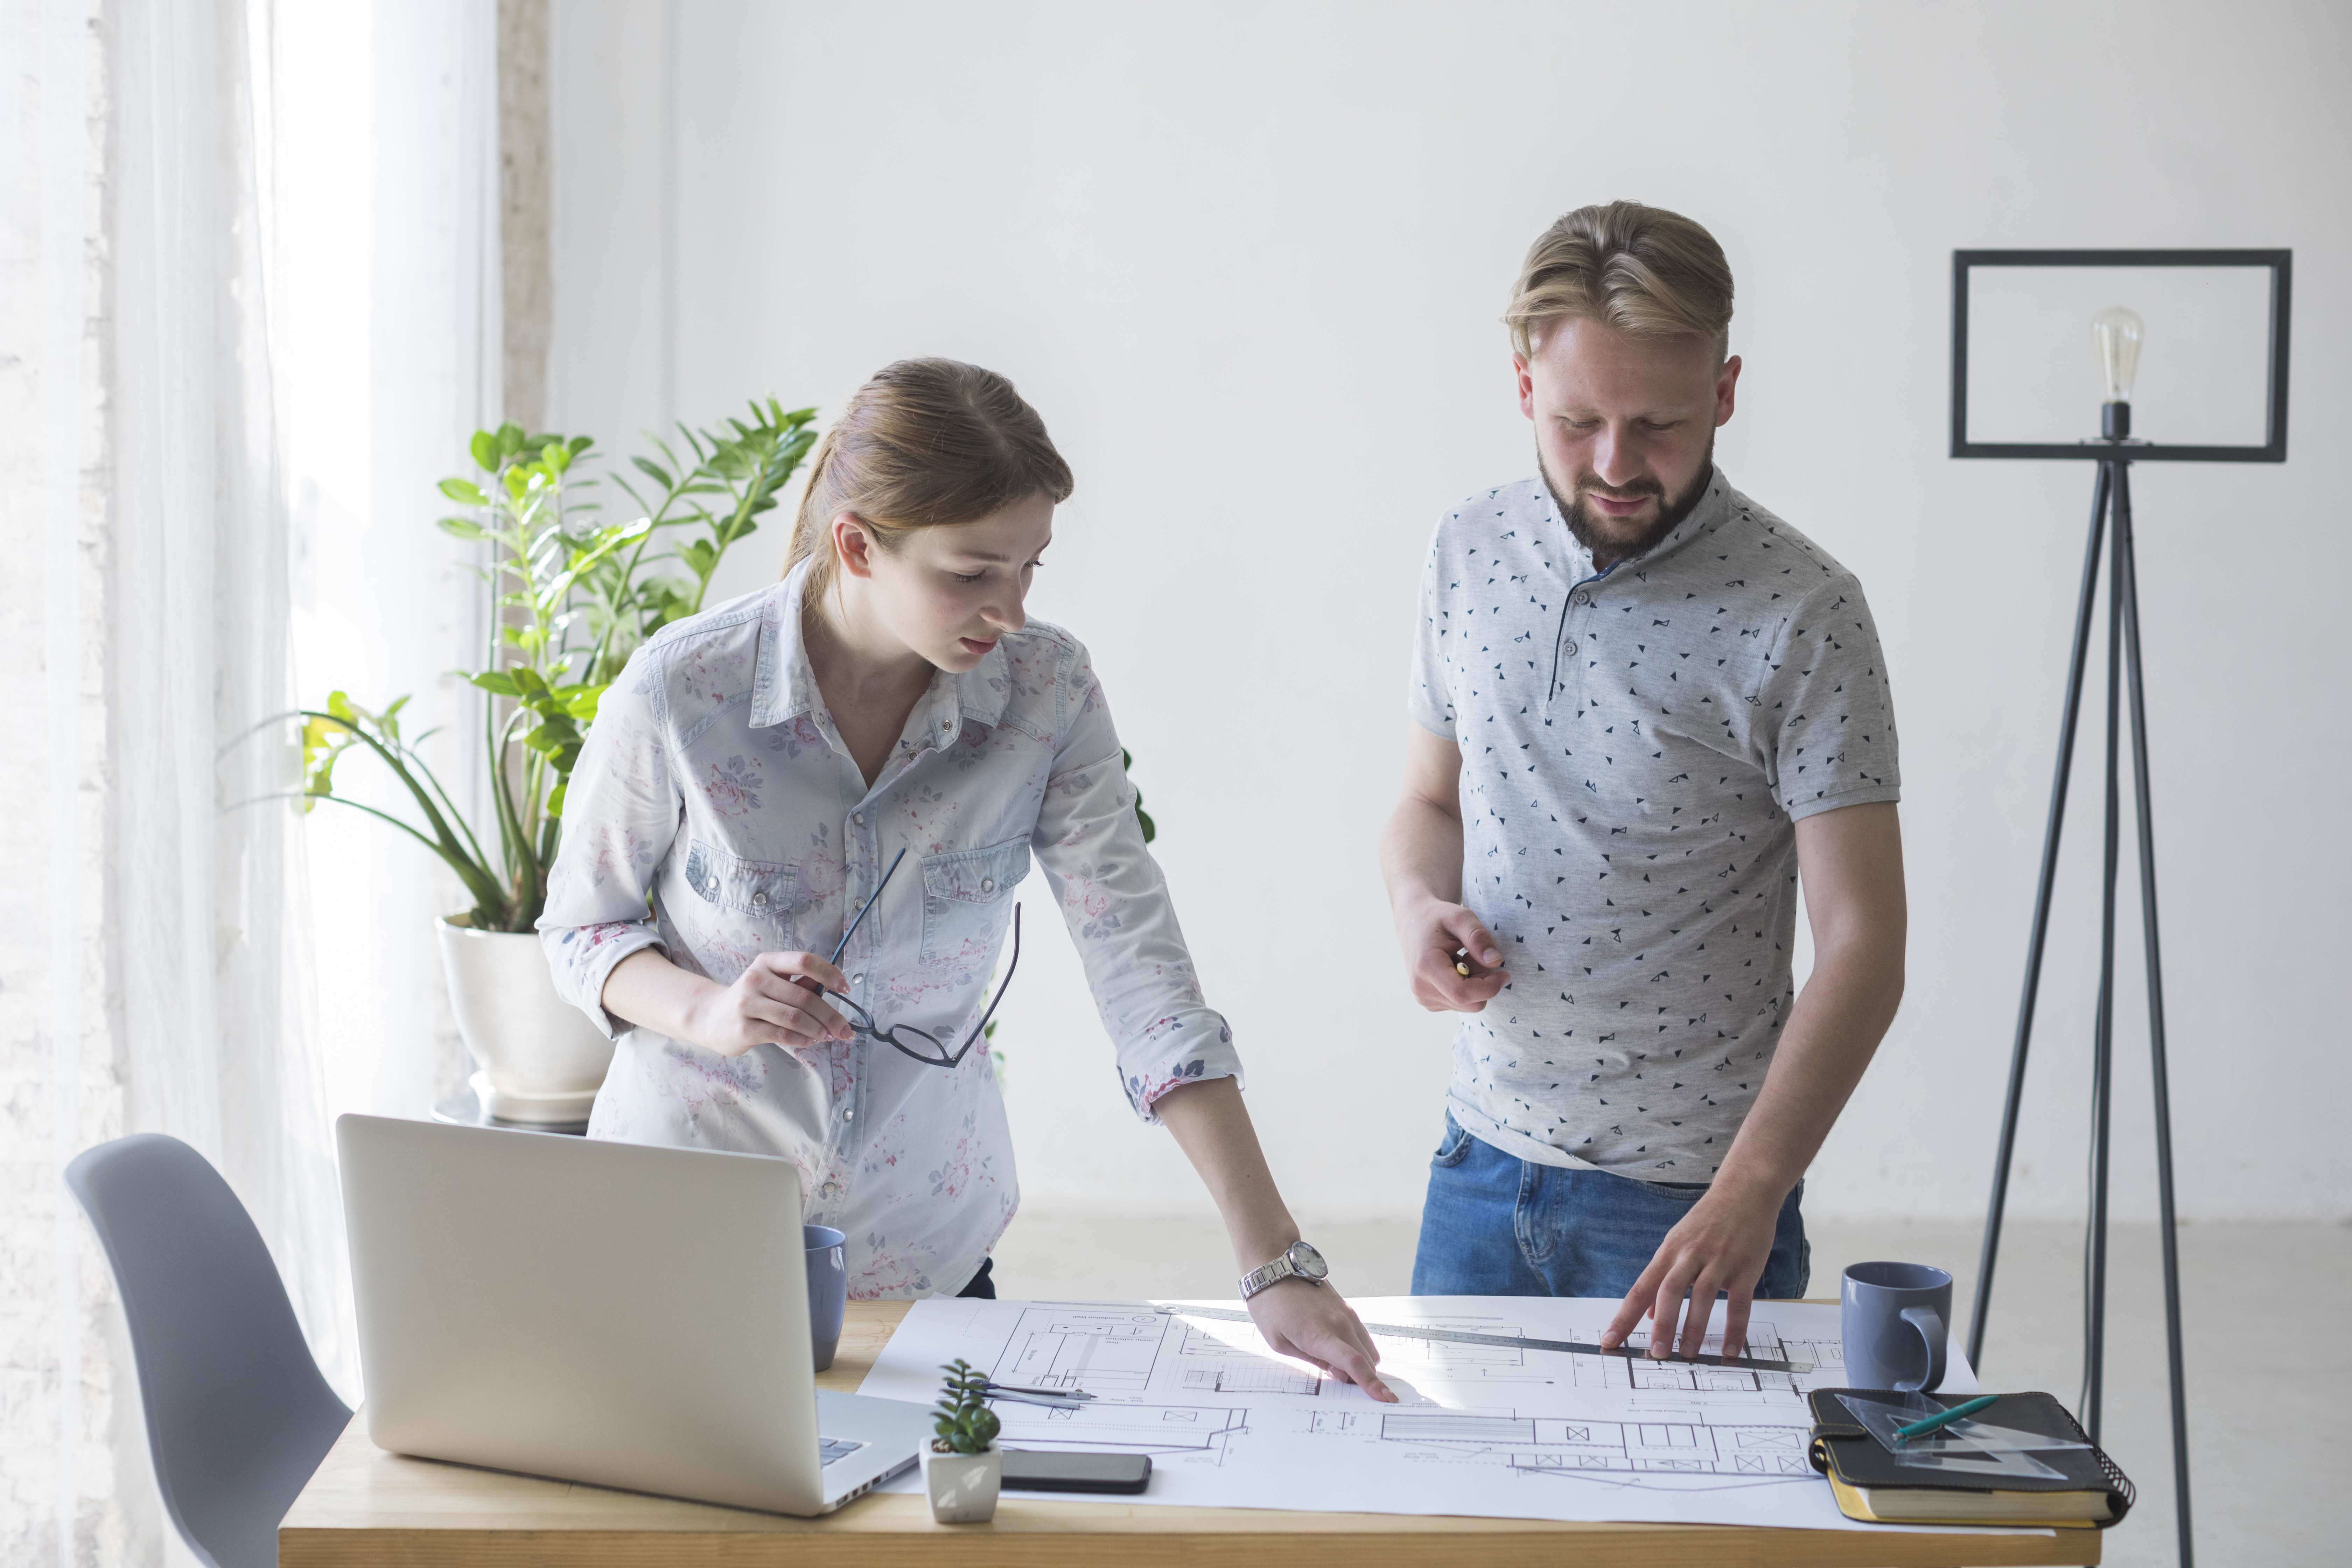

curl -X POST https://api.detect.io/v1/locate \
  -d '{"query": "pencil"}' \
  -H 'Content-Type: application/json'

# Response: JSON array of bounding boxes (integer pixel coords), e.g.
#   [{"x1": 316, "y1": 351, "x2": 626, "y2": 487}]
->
[{"x1": 1893, "y1": 1393, "x2": 1998, "y2": 1442}]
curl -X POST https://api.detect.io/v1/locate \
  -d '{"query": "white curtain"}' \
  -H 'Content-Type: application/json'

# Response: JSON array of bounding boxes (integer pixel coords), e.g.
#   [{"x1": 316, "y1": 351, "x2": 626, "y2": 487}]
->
[
  {"x1": 7, "y1": 0, "x2": 132, "y2": 1560},
  {"x1": 275, "y1": 0, "x2": 498, "y2": 1133},
  {"x1": 4, "y1": 0, "x2": 502, "y2": 1561},
  {"x1": 109, "y1": 0, "x2": 349, "y2": 1384}
]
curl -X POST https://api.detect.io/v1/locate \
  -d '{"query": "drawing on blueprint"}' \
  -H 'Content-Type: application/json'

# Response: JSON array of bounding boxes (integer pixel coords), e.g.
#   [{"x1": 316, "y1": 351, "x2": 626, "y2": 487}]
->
[
  {"x1": 1377, "y1": 1410, "x2": 1814, "y2": 1483},
  {"x1": 1184, "y1": 1365, "x2": 1322, "y2": 1395},
  {"x1": 996, "y1": 1304, "x2": 1167, "y2": 1392},
  {"x1": 992, "y1": 1399, "x2": 1250, "y2": 1460},
  {"x1": 976, "y1": 1303, "x2": 1820, "y2": 1486},
  {"x1": 859, "y1": 1296, "x2": 1976, "y2": 1533}
]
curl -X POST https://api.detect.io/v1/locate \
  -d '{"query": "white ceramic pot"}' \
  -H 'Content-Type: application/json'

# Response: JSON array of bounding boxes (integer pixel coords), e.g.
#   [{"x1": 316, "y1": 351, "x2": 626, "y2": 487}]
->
[
  {"x1": 435, "y1": 917, "x2": 614, "y2": 1125},
  {"x1": 922, "y1": 1444, "x2": 1001, "y2": 1524}
]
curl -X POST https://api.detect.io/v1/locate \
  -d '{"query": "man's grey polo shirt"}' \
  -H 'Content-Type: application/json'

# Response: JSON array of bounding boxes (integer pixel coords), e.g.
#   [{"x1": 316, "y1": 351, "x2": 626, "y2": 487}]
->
[{"x1": 1409, "y1": 468, "x2": 1900, "y2": 1182}]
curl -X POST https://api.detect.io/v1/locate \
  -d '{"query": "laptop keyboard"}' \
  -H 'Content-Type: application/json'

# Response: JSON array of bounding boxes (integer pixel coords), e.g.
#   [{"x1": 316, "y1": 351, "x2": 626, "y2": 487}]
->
[{"x1": 817, "y1": 1437, "x2": 867, "y2": 1467}]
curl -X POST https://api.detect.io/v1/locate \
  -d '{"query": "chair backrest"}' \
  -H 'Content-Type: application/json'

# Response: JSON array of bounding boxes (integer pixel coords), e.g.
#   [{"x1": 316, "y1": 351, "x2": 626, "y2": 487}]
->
[{"x1": 65, "y1": 1134, "x2": 351, "y2": 1568}]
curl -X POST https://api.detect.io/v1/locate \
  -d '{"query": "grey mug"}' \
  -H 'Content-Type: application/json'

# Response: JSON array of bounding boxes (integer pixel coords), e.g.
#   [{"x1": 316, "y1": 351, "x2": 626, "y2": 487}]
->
[
  {"x1": 805, "y1": 1224, "x2": 848, "y2": 1372},
  {"x1": 1840, "y1": 1260, "x2": 1950, "y2": 1393}
]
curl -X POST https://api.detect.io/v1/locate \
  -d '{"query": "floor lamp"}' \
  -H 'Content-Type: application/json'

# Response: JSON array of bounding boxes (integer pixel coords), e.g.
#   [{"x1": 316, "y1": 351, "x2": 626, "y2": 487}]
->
[{"x1": 1948, "y1": 248, "x2": 2293, "y2": 1568}]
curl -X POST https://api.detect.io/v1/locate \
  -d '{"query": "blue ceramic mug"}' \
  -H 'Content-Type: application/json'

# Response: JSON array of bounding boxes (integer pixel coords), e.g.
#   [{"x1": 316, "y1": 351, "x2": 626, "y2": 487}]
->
[
  {"x1": 1840, "y1": 1261, "x2": 1951, "y2": 1393},
  {"x1": 805, "y1": 1224, "x2": 848, "y2": 1372}
]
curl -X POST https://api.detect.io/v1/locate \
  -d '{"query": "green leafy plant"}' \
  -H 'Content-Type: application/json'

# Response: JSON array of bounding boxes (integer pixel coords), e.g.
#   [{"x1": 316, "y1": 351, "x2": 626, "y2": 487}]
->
[
  {"x1": 931, "y1": 1359, "x2": 1002, "y2": 1455},
  {"x1": 1122, "y1": 747, "x2": 1157, "y2": 844},
  {"x1": 295, "y1": 403, "x2": 817, "y2": 932}
]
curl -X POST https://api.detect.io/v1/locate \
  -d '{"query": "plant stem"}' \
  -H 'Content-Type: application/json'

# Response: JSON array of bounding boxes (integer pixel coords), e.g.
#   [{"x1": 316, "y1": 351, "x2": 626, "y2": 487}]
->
[{"x1": 295, "y1": 714, "x2": 507, "y2": 918}]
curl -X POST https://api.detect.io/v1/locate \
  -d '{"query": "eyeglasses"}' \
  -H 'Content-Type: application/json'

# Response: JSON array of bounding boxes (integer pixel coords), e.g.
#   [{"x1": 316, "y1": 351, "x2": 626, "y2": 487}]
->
[
  {"x1": 827, "y1": 904, "x2": 1020, "y2": 1069},
  {"x1": 812, "y1": 846, "x2": 1022, "y2": 1070}
]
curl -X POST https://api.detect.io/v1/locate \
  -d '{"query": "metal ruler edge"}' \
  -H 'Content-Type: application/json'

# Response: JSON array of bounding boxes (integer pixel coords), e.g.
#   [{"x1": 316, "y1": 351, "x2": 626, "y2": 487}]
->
[{"x1": 1155, "y1": 1303, "x2": 1816, "y2": 1376}]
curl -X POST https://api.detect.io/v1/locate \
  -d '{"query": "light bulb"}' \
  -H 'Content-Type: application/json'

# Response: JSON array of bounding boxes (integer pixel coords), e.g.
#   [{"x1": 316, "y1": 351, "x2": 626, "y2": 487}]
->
[{"x1": 2091, "y1": 306, "x2": 2143, "y2": 404}]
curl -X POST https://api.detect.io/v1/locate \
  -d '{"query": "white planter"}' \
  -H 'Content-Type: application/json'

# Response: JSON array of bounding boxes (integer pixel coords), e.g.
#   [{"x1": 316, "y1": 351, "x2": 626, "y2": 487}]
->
[
  {"x1": 436, "y1": 917, "x2": 614, "y2": 1125},
  {"x1": 922, "y1": 1444, "x2": 1001, "y2": 1524}
]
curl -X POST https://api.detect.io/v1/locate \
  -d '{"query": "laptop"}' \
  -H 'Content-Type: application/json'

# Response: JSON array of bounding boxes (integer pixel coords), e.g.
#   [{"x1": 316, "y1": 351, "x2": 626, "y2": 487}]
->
[{"x1": 335, "y1": 1113, "x2": 931, "y2": 1514}]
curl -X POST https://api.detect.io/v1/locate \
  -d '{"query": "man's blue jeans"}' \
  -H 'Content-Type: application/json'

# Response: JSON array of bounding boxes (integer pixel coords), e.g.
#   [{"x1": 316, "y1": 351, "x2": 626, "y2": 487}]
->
[{"x1": 1410, "y1": 1114, "x2": 1810, "y2": 1299}]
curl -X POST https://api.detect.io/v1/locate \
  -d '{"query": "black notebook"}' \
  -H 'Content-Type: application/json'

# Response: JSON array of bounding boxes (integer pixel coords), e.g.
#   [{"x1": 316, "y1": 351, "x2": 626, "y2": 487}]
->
[{"x1": 1806, "y1": 1389, "x2": 2135, "y2": 1528}]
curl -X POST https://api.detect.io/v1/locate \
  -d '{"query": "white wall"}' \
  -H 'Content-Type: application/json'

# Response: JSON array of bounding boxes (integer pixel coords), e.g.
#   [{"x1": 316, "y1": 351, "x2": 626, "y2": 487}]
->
[{"x1": 549, "y1": 0, "x2": 2352, "y2": 1223}]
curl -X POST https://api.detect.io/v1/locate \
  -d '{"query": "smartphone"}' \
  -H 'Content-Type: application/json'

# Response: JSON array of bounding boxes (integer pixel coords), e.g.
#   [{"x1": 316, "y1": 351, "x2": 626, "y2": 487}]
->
[{"x1": 998, "y1": 1448, "x2": 1152, "y2": 1494}]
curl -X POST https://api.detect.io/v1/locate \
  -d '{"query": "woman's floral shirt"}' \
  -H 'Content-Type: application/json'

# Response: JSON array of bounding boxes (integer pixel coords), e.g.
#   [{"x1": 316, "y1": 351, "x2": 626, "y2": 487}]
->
[{"x1": 538, "y1": 562, "x2": 1239, "y2": 1298}]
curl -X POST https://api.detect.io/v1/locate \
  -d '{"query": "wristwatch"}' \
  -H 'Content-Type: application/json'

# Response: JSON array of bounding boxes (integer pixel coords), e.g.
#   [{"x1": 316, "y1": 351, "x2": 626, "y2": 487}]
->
[{"x1": 1240, "y1": 1240, "x2": 1329, "y2": 1300}]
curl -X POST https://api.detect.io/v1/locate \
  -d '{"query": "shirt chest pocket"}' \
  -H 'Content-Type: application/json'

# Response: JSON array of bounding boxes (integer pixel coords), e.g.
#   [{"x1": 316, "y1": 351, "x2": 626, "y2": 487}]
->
[
  {"x1": 681, "y1": 839, "x2": 798, "y2": 922},
  {"x1": 919, "y1": 836, "x2": 1030, "y2": 964}
]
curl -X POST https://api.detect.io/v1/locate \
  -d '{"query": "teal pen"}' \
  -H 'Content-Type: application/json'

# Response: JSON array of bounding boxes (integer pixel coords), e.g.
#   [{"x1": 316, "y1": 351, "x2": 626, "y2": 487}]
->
[{"x1": 1893, "y1": 1393, "x2": 1998, "y2": 1442}]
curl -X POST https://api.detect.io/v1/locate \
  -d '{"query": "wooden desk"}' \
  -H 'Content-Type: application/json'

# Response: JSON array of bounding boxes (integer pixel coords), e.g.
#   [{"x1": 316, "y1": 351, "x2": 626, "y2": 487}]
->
[{"x1": 281, "y1": 1300, "x2": 2097, "y2": 1567}]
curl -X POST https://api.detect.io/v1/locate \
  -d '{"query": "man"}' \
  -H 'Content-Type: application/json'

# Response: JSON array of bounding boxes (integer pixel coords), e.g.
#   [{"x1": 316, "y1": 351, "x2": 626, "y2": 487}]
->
[{"x1": 1382, "y1": 201, "x2": 1906, "y2": 1365}]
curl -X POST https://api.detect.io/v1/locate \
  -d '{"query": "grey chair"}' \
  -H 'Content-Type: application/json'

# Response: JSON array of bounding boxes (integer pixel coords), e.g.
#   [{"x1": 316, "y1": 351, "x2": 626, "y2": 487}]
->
[{"x1": 65, "y1": 1134, "x2": 352, "y2": 1568}]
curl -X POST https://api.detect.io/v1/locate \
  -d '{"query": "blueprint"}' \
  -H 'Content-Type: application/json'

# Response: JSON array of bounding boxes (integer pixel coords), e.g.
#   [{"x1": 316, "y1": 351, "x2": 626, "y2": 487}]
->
[{"x1": 859, "y1": 1295, "x2": 1997, "y2": 1531}]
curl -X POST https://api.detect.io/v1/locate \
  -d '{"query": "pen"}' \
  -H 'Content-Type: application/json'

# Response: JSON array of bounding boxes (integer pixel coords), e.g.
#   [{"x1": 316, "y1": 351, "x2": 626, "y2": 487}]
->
[
  {"x1": 981, "y1": 1380, "x2": 1093, "y2": 1400},
  {"x1": 1892, "y1": 1393, "x2": 1998, "y2": 1442},
  {"x1": 978, "y1": 1382, "x2": 1093, "y2": 1408}
]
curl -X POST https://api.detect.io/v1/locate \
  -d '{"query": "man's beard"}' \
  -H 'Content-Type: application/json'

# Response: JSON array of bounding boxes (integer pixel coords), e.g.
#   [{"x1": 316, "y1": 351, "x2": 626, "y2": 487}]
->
[{"x1": 1539, "y1": 436, "x2": 1715, "y2": 567}]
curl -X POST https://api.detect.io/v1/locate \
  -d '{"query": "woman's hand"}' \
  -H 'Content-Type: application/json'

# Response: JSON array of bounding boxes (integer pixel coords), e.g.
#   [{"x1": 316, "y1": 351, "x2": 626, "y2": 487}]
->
[
  {"x1": 1246, "y1": 1281, "x2": 1395, "y2": 1402},
  {"x1": 680, "y1": 951, "x2": 855, "y2": 1057},
  {"x1": 1149, "y1": 1077, "x2": 1397, "y2": 1403}
]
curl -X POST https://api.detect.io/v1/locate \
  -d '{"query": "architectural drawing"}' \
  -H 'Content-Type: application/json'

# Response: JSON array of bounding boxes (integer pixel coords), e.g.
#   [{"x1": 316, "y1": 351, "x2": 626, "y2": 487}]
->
[
  {"x1": 1378, "y1": 1410, "x2": 1815, "y2": 1479},
  {"x1": 989, "y1": 1398, "x2": 1250, "y2": 1458},
  {"x1": 860, "y1": 1295, "x2": 1979, "y2": 1533}
]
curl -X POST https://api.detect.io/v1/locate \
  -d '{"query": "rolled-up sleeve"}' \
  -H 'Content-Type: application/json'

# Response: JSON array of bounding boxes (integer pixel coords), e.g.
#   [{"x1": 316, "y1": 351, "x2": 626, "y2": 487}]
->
[
  {"x1": 537, "y1": 651, "x2": 680, "y2": 1037},
  {"x1": 1031, "y1": 640, "x2": 1243, "y2": 1122}
]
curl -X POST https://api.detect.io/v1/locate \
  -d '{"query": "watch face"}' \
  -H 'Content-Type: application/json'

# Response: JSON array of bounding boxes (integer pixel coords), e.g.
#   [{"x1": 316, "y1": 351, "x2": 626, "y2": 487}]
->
[{"x1": 1289, "y1": 1241, "x2": 1329, "y2": 1281}]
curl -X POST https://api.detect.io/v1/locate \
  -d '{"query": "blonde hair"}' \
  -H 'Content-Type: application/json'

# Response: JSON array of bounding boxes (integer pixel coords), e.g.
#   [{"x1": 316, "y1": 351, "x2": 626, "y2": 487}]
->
[
  {"x1": 1504, "y1": 201, "x2": 1734, "y2": 360},
  {"x1": 785, "y1": 357, "x2": 1075, "y2": 598}
]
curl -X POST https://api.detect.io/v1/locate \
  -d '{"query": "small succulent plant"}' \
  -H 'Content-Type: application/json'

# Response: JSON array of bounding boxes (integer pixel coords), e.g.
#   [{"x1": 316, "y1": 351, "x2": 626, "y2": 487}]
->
[{"x1": 932, "y1": 1359, "x2": 1002, "y2": 1456}]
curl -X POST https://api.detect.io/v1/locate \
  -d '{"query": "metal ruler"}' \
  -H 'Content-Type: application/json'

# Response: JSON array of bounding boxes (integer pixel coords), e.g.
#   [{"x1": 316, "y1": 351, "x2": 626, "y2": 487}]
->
[{"x1": 1155, "y1": 1304, "x2": 1816, "y2": 1376}]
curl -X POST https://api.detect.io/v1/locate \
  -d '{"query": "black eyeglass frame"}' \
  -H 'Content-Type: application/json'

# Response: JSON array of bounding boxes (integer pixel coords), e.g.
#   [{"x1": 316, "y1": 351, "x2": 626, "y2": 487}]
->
[{"x1": 822, "y1": 903, "x2": 1021, "y2": 1069}]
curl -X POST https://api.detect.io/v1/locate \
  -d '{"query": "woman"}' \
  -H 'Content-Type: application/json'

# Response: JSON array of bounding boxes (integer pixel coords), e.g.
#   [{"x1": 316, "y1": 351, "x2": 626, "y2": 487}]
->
[{"x1": 540, "y1": 358, "x2": 1390, "y2": 1397}]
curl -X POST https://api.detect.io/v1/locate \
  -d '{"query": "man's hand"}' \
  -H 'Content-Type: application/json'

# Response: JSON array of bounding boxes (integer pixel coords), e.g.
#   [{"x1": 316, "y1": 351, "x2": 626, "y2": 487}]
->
[
  {"x1": 1596, "y1": 803, "x2": 1906, "y2": 1360},
  {"x1": 1600, "y1": 1183, "x2": 1784, "y2": 1362},
  {"x1": 1381, "y1": 728, "x2": 1512, "y2": 1013},
  {"x1": 1395, "y1": 895, "x2": 1511, "y2": 1011},
  {"x1": 1245, "y1": 1280, "x2": 1396, "y2": 1402}
]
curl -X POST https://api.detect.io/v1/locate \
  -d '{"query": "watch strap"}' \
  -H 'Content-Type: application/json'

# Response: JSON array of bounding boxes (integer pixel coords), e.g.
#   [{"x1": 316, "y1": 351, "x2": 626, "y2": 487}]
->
[
  {"x1": 1239, "y1": 1242, "x2": 1325, "y2": 1301},
  {"x1": 1239, "y1": 1253, "x2": 1296, "y2": 1300}
]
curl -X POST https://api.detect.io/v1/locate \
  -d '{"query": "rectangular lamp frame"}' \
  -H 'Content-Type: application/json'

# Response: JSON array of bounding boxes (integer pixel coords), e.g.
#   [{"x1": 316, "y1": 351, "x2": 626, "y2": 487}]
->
[{"x1": 1949, "y1": 247, "x2": 2291, "y2": 462}]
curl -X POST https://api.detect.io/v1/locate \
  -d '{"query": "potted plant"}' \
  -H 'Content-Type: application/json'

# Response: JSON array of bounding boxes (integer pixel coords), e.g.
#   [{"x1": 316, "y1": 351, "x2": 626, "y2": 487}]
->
[
  {"x1": 923, "y1": 1359, "x2": 1003, "y2": 1524},
  {"x1": 294, "y1": 403, "x2": 816, "y2": 1121}
]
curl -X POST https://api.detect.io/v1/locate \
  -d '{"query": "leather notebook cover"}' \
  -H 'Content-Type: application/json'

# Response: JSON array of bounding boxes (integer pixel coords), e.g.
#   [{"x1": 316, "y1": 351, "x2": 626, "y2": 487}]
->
[{"x1": 1805, "y1": 1389, "x2": 2136, "y2": 1528}]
